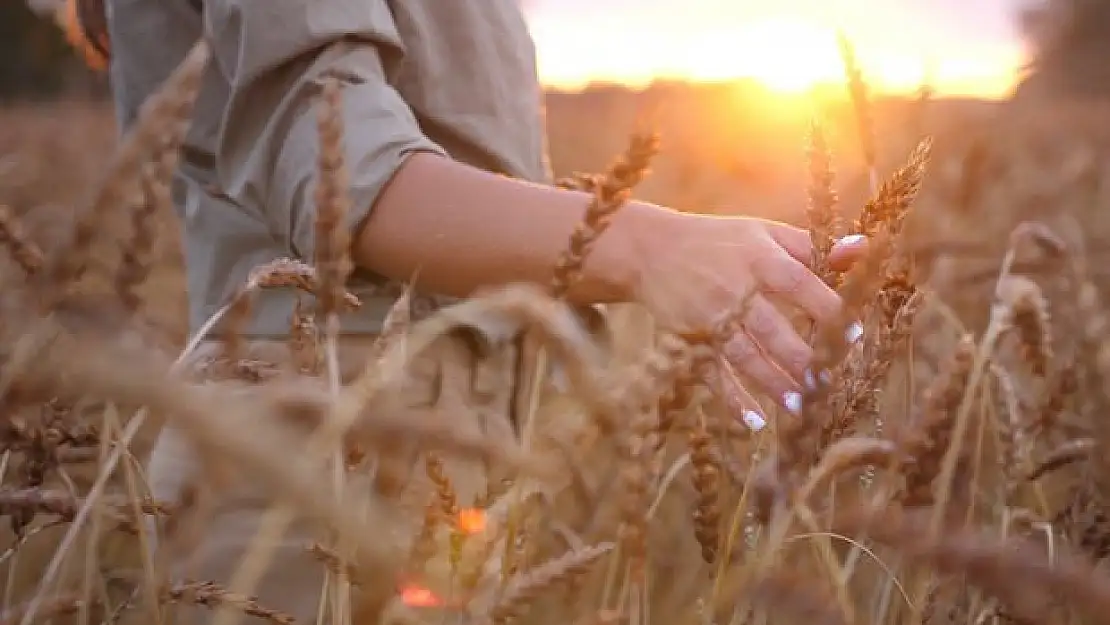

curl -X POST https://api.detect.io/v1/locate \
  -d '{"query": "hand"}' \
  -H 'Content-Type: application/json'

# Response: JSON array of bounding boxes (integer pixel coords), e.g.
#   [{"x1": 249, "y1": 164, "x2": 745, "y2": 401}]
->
[{"x1": 629, "y1": 210, "x2": 868, "y2": 421}]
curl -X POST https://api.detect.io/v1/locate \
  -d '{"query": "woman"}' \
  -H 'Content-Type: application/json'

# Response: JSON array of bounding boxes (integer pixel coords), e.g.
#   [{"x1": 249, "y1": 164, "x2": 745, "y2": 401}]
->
[{"x1": 70, "y1": 0, "x2": 865, "y2": 621}]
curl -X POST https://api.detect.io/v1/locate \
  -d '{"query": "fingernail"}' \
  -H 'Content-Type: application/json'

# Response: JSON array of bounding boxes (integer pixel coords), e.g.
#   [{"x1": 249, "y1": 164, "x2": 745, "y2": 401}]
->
[
  {"x1": 845, "y1": 321, "x2": 864, "y2": 344},
  {"x1": 550, "y1": 363, "x2": 570, "y2": 392},
  {"x1": 804, "y1": 368, "x2": 833, "y2": 390},
  {"x1": 742, "y1": 410, "x2": 766, "y2": 432},
  {"x1": 837, "y1": 234, "x2": 866, "y2": 246},
  {"x1": 782, "y1": 391, "x2": 803, "y2": 414}
]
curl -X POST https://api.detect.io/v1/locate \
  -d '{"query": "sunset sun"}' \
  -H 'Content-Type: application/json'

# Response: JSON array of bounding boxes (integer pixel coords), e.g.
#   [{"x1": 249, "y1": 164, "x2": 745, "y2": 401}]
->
[
  {"x1": 730, "y1": 17, "x2": 843, "y2": 94},
  {"x1": 526, "y1": 2, "x2": 1018, "y2": 98}
]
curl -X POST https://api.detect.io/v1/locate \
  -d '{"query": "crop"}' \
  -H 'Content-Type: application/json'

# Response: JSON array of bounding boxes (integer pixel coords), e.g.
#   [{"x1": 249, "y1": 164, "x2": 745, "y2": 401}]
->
[{"x1": 0, "y1": 32, "x2": 1108, "y2": 625}]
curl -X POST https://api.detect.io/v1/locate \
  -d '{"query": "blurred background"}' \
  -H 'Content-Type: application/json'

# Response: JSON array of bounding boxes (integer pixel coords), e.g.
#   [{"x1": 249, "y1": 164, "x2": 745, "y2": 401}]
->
[
  {"x1": 2, "y1": 2, "x2": 1108, "y2": 617},
  {"x1": 1, "y1": 0, "x2": 1103, "y2": 210},
  {"x1": 2, "y1": 0, "x2": 1109, "y2": 335}
]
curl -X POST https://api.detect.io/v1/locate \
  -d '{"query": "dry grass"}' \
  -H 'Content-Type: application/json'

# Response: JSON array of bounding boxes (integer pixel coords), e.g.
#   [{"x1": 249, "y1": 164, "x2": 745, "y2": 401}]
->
[{"x1": 2, "y1": 32, "x2": 1110, "y2": 625}]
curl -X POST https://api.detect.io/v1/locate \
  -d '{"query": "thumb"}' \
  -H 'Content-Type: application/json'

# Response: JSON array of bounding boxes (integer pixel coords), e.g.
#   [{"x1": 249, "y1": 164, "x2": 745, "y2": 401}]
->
[{"x1": 827, "y1": 234, "x2": 869, "y2": 272}]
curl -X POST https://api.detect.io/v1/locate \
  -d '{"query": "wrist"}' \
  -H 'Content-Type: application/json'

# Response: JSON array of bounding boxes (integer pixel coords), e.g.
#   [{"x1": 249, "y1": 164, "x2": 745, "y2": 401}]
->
[{"x1": 566, "y1": 199, "x2": 672, "y2": 307}]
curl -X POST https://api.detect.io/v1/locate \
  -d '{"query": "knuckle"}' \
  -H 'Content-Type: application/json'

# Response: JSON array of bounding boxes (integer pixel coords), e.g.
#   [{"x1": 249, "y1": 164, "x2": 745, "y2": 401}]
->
[
  {"x1": 794, "y1": 231, "x2": 815, "y2": 256},
  {"x1": 745, "y1": 305, "x2": 778, "y2": 338},
  {"x1": 725, "y1": 334, "x2": 758, "y2": 361},
  {"x1": 760, "y1": 257, "x2": 807, "y2": 294},
  {"x1": 778, "y1": 223, "x2": 814, "y2": 254},
  {"x1": 812, "y1": 290, "x2": 845, "y2": 322},
  {"x1": 782, "y1": 342, "x2": 814, "y2": 373},
  {"x1": 749, "y1": 365, "x2": 790, "y2": 396}
]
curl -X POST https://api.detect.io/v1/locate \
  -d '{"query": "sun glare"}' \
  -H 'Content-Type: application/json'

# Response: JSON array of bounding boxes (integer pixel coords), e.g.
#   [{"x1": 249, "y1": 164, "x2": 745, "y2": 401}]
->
[
  {"x1": 730, "y1": 17, "x2": 843, "y2": 95},
  {"x1": 529, "y1": 8, "x2": 1017, "y2": 99}
]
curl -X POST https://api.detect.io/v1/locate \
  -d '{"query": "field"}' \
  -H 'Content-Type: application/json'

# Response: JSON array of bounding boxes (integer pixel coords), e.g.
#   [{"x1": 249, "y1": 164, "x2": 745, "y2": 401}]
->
[{"x1": 2, "y1": 35, "x2": 1110, "y2": 625}]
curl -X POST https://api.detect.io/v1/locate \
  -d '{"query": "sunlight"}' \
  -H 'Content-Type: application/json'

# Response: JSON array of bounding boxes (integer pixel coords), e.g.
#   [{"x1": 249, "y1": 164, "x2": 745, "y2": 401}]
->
[
  {"x1": 728, "y1": 17, "x2": 844, "y2": 94},
  {"x1": 526, "y1": 5, "x2": 1022, "y2": 99}
]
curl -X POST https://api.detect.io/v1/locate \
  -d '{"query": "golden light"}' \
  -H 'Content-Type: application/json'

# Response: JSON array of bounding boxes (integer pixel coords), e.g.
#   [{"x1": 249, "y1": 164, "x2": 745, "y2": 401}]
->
[
  {"x1": 456, "y1": 508, "x2": 487, "y2": 535},
  {"x1": 528, "y1": 5, "x2": 1023, "y2": 100},
  {"x1": 400, "y1": 584, "x2": 441, "y2": 608},
  {"x1": 728, "y1": 17, "x2": 844, "y2": 94}
]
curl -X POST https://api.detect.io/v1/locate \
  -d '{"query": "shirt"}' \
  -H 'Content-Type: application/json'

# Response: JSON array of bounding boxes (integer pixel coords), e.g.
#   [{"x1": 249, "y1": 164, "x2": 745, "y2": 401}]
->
[{"x1": 105, "y1": 0, "x2": 552, "y2": 338}]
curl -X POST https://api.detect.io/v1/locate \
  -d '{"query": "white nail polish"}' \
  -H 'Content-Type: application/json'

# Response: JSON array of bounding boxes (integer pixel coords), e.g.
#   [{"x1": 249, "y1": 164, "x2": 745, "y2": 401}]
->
[
  {"x1": 806, "y1": 368, "x2": 834, "y2": 389},
  {"x1": 782, "y1": 391, "x2": 803, "y2": 414},
  {"x1": 845, "y1": 321, "x2": 864, "y2": 344},
  {"x1": 837, "y1": 234, "x2": 866, "y2": 246},
  {"x1": 742, "y1": 410, "x2": 767, "y2": 432},
  {"x1": 550, "y1": 363, "x2": 570, "y2": 392}
]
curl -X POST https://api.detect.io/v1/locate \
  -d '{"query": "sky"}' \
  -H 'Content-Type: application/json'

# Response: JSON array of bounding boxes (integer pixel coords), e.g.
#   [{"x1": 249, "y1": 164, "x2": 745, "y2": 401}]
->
[{"x1": 521, "y1": 0, "x2": 1029, "y2": 98}]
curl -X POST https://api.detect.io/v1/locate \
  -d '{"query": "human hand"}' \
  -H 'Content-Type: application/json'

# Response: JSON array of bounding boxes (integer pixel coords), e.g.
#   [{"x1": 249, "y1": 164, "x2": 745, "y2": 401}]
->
[{"x1": 628, "y1": 209, "x2": 868, "y2": 422}]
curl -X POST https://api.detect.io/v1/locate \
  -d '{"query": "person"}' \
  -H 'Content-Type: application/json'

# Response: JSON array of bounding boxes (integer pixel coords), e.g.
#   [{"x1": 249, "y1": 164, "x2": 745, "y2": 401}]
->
[{"x1": 72, "y1": 0, "x2": 867, "y2": 621}]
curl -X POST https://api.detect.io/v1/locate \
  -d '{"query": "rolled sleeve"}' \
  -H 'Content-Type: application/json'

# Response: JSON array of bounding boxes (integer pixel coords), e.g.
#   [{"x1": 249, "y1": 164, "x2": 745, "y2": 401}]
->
[{"x1": 203, "y1": 0, "x2": 445, "y2": 260}]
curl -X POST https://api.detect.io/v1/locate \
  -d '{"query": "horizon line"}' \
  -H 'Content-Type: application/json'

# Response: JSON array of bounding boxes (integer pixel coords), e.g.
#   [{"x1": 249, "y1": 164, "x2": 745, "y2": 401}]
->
[{"x1": 538, "y1": 76, "x2": 1019, "y2": 101}]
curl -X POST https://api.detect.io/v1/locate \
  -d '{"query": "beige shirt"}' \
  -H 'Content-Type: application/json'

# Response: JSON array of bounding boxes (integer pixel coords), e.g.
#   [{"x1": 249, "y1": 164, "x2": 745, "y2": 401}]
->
[{"x1": 106, "y1": 0, "x2": 552, "y2": 338}]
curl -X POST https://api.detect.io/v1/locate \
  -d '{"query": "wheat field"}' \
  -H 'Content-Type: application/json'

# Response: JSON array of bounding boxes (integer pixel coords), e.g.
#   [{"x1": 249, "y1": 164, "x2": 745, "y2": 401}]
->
[{"x1": 1, "y1": 30, "x2": 1110, "y2": 625}]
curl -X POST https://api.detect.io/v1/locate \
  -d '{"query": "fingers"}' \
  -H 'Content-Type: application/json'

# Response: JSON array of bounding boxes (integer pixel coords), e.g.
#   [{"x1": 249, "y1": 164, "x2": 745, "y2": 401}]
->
[
  {"x1": 741, "y1": 295, "x2": 813, "y2": 382},
  {"x1": 764, "y1": 221, "x2": 871, "y2": 272},
  {"x1": 753, "y1": 251, "x2": 842, "y2": 324},
  {"x1": 711, "y1": 356, "x2": 768, "y2": 432},
  {"x1": 722, "y1": 294, "x2": 866, "y2": 416},
  {"x1": 722, "y1": 327, "x2": 799, "y2": 401},
  {"x1": 763, "y1": 221, "x2": 815, "y2": 265},
  {"x1": 828, "y1": 234, "x2": 869, "y2": 271},
  {"x1": 755, "y1": 224, "x2": 872, "y2": 323}
]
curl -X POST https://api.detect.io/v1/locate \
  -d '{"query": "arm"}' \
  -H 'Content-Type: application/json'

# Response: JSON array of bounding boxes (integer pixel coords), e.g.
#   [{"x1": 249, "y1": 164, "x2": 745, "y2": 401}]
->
[
  {"x1": 358, "y1": 154, "x2": 869, "y2": 418},
  {"x1": 355, "y1": 152, "x2": 661, "y2": 306},
  {"x1": 204, "y1": 0, "x2": 867, "y2": 412},
  {"x1": 204, "y1": 0, "x2": 659, "y2": 308}
]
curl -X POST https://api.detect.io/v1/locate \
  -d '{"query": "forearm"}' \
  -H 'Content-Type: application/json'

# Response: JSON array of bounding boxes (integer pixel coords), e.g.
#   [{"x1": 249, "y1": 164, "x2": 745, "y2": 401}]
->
[{"x1": 353, "y1": 152, "x2": 662, "y2": 306}]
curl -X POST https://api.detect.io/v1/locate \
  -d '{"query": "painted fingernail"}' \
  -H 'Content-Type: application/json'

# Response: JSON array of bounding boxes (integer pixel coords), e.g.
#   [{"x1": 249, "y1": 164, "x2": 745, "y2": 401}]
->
[
  {"x1": 551, "y1": 366, "x2": 570, "y2": 392},
  {"x1": 845, "y1": 321, "x2": 864, "y2": 344},
  {"x1": 782, "y1": 391, "x2": 803, "y2": 414},
  {"x1": 804, "y1": 368, "x2": 833, "y2": 390},
  {"x1": 837, "y1": 234, "x2": 866, "y2": 246},
  {"x1": 742, "y1": 410, "x2": 767, "y2": 432}
]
